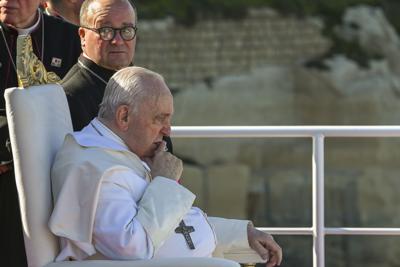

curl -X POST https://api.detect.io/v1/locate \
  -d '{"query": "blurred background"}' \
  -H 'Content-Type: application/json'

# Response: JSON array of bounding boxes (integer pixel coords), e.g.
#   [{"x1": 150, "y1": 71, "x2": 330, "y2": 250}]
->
[{"x1": 134, "y1": 1, "x2": 400, "y2": 266}]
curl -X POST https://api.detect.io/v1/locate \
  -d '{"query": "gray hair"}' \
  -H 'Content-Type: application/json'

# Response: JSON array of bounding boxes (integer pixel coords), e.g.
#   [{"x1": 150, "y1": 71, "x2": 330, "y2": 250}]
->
[
  {"x1": 80, "y1": 0, "x2": 137, "y2": 27},
  {"x1": 98, "y1": 66, "x2": 167, "y2": 120}
]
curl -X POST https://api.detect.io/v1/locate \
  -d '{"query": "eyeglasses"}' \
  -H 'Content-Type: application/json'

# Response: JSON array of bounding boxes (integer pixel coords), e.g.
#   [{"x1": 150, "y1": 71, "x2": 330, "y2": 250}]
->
[{"x1": 82, "y1": 25, "x2": 137, "y2": 41}]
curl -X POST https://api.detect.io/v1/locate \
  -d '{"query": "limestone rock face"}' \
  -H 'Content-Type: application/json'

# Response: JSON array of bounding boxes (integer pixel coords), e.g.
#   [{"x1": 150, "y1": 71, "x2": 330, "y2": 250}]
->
[
  {"x1": 293, "y1": 5, "x2": 400, "y2": 125},
  {"x1": 321, "y1": 56, "x2": 399, "y2": 96},
  {"x1": 173, "y1": 65, "x2": 295, "y2": 165},
  {"x1": 174, "y1": 65, "x2": 295, "y2": 126},
  {"x1": 337, "y1": 5, "x2": 400, "y2": 77},
  {"x1": 207, "y1": 164, "x2": 250, "y2": 219},
  {"x1": 337, "y1": 5, "x2": 400, "y2": 58},
  {"x1": 356, "y1": 168, "x2": 400, "y2": 226},
  {"x1": 293, "y1": 56, "x2": 400, "y2": 124},
  {"x1": 266, "y1": 170, "x2": 311, "y2": 226},
  {"x1": 181, "y1": 165, "x2": 205, "y2": 209},
  {"x1": 135, "y1": 7, "x2": 330, "y2": 89},
  {"x1": 181, "y1": 163, "x2": 251, "y2": 219}
]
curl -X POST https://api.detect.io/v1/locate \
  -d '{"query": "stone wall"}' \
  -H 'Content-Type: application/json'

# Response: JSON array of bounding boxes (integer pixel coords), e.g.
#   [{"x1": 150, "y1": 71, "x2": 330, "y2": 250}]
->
[{"x1": 135, "y1": 8, "x2": 330, "y2": 90}]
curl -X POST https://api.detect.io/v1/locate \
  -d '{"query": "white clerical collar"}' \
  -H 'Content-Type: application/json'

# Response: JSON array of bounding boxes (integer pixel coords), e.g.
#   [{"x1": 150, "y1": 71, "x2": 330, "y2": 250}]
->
[
  {"x1": 72, "y1": 118, "x2": 128, "y2": 152},
  {"x1": 17, "y1": 9, "x2": 41, "y2": 35}
]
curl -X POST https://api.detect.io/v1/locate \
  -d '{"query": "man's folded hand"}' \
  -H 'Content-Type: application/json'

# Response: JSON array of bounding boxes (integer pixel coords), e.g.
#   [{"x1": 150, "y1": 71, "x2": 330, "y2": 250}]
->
[{"x1": 146, "y1": 141, "x2": 183, "y2": 181}]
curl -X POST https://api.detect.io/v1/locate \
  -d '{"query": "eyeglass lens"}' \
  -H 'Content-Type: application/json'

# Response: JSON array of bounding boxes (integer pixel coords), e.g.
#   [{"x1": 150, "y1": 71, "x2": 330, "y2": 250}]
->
[{"x1": 99, "y1": 26, "x2": 136, "y2": 41}]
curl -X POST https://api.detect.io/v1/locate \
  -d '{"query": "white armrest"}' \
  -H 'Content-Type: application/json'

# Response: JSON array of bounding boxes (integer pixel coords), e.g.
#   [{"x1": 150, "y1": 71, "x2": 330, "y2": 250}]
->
[
  {"x1": 45, "y1": 258, "x2": 240, "y2": 267},
  {"x1": 223, "y1": 247, "x2": 266, "y2": 264}
]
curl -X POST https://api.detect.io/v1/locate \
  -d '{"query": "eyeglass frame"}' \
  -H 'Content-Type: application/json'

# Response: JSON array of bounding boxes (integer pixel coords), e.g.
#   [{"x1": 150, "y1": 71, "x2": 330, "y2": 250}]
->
[{"x1": 81, "y1": 25, "x2": 138, "y2": 41}]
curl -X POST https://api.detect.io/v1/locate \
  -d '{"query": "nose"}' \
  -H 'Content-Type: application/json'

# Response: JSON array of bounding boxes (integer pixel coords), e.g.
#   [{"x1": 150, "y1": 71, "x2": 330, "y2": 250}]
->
[
  {"x1": 110, "y1": 31, "x2": 124, "y2": 45},
  {"x1": 161, "y1": 124, "x2": 171, "y2": 136}
]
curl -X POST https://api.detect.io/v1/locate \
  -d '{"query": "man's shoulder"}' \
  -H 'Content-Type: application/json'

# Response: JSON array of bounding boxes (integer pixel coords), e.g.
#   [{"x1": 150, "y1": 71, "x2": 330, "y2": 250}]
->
[
  {"x1": 55, "y1": 134, "x2": 141, "y2": 172},
  {"x1": 41, "y1": 13, "x2": 81, "y2": 78},
  {"x1": 42, "y1": 13, "x2": 80, "y2": 48},
  {"x1": 61, "y1": 64, "x2": 94, "y2": 96},
  {"x1": 55, "y1": 134, "x2": 107, "y2": 166}
]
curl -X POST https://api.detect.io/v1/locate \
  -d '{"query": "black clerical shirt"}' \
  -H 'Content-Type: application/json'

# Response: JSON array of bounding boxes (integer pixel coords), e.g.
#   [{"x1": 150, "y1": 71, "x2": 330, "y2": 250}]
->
[{"x1": 62, "y1": 55, "x2": 115, "y2": 132}]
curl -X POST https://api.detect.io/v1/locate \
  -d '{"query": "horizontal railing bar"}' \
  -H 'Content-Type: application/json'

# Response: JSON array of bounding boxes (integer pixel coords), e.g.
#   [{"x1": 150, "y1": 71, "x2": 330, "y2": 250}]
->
[
  {"x1": 258, "y1": 227, "x2": 313, "y2": 235},
  {"x1": 172, "y1": 126, "x2": 400, "y2": 138},
  {"x1": 325, "y1": 228, "x2": 400, "y2": 235},
  {"x1": 257, "y1": 227, "x2": 400, "y2": 236}
]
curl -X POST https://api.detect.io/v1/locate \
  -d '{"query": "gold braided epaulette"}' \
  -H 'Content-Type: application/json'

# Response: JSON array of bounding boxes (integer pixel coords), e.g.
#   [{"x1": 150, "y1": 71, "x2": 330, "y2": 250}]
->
[{"x1": 16, "y1": 35, "x2": 61, "y2": 88}]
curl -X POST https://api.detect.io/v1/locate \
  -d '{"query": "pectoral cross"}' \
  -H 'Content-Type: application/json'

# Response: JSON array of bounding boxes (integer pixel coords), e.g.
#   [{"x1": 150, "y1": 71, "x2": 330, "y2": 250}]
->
[{"x1": 175, "y1": 220, "x2": 195, "y2": 250}]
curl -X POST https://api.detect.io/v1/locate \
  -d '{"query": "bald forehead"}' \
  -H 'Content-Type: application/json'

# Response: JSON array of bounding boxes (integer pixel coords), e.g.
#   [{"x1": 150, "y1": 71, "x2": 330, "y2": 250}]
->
[
  {"x1": 138, "y1": 85, "x2": 173, "y2": 115},
  {"x1": 82, "y1": 0, "x2": 135, "y2": 24},
  {"x1": 138, "y1": 74, "x2": 171, "y2": 102},
  {"x1": 88, "y1": 0, "x2": 129, "y2": 11}
]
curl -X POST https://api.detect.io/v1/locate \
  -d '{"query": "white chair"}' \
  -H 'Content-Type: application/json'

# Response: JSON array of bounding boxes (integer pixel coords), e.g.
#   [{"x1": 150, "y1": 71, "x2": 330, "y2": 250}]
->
[{"x1": 5, "y1": 84, "x2": 262, "y2": 267}]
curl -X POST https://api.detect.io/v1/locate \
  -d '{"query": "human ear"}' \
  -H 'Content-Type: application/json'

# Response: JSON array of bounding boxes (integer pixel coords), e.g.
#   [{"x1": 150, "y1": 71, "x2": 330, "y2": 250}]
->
[
  {"x1": 78, "y1": 28, "x2": 86, "y2": 48},
  {"x1": 115, "y1": 105, "x2": 130, "y2": 131}
]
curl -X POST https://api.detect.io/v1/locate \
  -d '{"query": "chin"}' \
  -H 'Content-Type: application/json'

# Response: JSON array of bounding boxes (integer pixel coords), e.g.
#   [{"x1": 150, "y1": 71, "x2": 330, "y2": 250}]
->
[
  {"x1": 114, "y1": 64, "x2": 129, "y2": 70},
  {"x1": 108, "y1": 60, "x2": 129, "y2": 70}
]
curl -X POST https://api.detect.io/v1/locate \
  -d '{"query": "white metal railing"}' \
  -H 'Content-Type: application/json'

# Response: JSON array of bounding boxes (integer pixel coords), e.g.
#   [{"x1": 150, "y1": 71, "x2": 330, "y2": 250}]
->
[{"x1": 171, "y1": 126, "x2": 400, "y2": 267}]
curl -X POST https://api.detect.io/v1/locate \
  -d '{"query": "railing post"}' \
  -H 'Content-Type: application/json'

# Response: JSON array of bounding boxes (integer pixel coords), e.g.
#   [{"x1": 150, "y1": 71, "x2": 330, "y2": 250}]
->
[{"x1": 313, "y1": 135, "x2": 325, "y2": 267}]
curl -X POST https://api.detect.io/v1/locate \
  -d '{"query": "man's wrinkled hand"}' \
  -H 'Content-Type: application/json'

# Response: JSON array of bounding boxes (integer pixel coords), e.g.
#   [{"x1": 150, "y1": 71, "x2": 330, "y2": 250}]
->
[
  {"x1": 247, "y1": 222, "x2": 282, "y2": 267},
  {"x1": 145, "y1": 141, "x2": 182, "y2": 181}
]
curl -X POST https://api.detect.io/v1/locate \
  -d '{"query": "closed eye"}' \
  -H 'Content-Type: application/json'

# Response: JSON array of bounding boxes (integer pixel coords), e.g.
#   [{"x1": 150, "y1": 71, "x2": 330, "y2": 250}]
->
[{"x1": 154, "y1": 114, "x2": 169, "y2": 123}]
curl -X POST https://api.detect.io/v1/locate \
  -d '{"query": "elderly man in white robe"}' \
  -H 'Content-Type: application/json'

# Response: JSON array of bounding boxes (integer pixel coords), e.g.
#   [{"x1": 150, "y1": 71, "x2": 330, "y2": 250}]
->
[{"x1": 49, "y1": 66, "x2": 282, "y2": 267}]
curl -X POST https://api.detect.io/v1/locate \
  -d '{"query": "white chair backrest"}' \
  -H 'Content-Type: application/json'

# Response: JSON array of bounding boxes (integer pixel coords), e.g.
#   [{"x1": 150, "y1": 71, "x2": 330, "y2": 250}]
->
[{"x1": 5, "y1": 84, "x2": 73, "y2": 267}]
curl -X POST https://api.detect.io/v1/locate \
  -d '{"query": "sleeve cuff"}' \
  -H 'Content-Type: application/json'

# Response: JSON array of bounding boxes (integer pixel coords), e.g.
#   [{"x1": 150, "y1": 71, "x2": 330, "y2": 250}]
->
[{"x1": 208, "y1": 217, "x2": 251, "y2": 253}]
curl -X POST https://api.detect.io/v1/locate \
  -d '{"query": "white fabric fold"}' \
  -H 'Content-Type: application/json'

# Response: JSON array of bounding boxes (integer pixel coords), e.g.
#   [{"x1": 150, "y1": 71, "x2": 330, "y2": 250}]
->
[{"x1": 136, "y1": 177, "x2": 195, "y2": 251}]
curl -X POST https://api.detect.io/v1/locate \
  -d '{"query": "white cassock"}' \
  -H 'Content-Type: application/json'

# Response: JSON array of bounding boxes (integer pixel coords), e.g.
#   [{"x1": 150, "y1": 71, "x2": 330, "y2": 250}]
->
[{"x1": 49, "y1": 118, "x2": 250, "y2": 261}]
